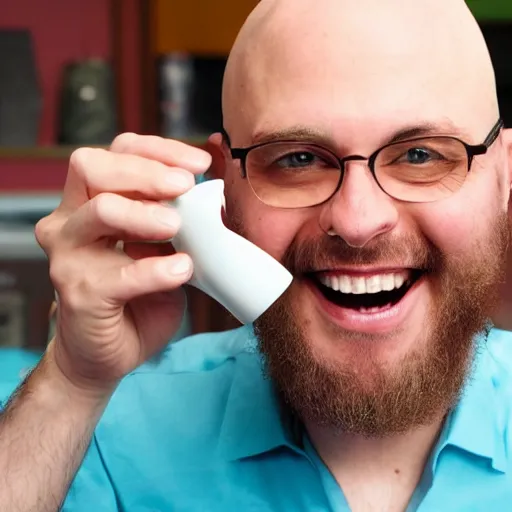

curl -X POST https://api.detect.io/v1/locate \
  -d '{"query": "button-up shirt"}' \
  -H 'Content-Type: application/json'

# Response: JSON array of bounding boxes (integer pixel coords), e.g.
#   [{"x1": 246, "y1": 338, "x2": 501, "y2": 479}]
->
[{"x1": 1, "y1": 327, "x2": 511, "y2": 511}]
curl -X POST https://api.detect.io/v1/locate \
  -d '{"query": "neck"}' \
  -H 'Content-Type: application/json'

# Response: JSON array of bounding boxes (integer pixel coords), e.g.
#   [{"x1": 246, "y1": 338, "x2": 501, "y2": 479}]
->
[
  {"x1": 494, "y1": 300, "x2": 512, "y2": 331},
  {"x1": 493, "y1": 246, "x2": 512, "y2": 331},
  {"x1": 305, "y1": 416, "x2": 445, "y2": 511}
]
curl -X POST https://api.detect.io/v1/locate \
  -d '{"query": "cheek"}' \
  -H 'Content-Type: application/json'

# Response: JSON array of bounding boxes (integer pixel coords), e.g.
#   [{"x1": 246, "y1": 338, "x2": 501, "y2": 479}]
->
[
  {"x1": 242, "y1": 204, "x2": 309, "y2": 261},
  {"x1": 411, "y1": 189, "x2": 500, "y2": 256},
  {"x1": 224, "y1": 167, "x2": 316, "y2": 261}
]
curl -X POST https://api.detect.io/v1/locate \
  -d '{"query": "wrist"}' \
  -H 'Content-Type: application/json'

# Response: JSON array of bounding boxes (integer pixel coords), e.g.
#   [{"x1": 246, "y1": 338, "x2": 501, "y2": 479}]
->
[{"x1": 44, "y1": 339, "x2": 118, "y2": 404}]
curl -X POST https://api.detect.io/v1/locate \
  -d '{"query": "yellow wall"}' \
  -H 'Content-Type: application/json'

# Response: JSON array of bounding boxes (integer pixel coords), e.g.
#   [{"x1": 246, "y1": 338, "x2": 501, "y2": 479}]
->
[{"x1": 151, "y1": 0, "x2": 259, "y2": 55}]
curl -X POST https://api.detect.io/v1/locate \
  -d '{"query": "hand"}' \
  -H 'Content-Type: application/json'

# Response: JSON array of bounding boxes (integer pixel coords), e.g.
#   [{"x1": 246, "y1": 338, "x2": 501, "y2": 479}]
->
[{"x1": 36, "y1": 133, "x2": 212, "y2": 390}]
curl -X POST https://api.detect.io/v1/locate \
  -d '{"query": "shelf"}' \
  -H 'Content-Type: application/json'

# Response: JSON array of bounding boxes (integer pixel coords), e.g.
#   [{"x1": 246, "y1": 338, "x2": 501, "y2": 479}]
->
[
  {"x1": 0, "y1": 138, "x2": 209, "y2": 161},
  {"x1": 0, "y1": 146, "x2": 98, "y2": 160}
]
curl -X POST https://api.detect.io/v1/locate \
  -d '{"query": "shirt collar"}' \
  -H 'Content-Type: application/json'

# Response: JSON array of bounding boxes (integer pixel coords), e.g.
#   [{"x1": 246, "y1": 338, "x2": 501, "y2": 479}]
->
[
  {"x1": 434, "y1": 328, "x2": 507, "y2": 473},
  {"x1": 217, "y1": 326, "x2": 508, "y2": 472}
]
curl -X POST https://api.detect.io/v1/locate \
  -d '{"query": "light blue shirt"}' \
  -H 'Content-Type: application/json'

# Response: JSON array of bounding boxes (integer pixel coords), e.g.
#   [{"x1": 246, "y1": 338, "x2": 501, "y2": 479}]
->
[{"x1": 1, "y1": 326, "x2": 512, "y2": 511}]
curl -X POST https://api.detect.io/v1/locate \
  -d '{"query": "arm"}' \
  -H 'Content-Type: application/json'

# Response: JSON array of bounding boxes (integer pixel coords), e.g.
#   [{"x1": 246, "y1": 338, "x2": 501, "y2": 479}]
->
[
  {"x1": 0, "y1": 343, "x2": 113, "y2": 512},
  {"x1": 0, "y1": 135, "x2": 210, "y2": 512}
]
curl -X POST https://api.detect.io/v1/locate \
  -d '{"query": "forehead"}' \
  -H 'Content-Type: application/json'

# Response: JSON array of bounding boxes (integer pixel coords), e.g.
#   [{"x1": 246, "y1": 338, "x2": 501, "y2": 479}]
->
[{"x1": 226, "y1": 1, "x2": 497, "y2": 148}]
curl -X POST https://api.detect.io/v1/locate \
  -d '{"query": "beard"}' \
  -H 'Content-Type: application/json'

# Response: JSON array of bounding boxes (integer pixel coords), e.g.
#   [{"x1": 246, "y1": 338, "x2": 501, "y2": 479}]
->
[{"x1": 226, "y1": 200, "x2": 510, "y2": 438}]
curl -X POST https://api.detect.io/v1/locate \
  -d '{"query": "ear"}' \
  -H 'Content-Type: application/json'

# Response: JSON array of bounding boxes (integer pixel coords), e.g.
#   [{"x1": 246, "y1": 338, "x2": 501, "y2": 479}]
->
[{"x1": 204, "y1": 132, "x2": 228, "y2": 180}]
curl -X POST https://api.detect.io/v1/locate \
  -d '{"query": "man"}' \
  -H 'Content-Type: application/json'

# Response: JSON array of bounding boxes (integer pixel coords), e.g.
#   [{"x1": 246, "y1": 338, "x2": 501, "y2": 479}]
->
[{"x1": 1, "y1": 0, "x2": 511, "y2": 510}]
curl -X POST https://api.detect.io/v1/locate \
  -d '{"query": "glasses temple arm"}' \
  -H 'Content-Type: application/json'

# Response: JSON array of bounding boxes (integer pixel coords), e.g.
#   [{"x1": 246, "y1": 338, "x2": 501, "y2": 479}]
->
[{"x1": 483, "y1": 119, "x2": 505, "y2": 147}]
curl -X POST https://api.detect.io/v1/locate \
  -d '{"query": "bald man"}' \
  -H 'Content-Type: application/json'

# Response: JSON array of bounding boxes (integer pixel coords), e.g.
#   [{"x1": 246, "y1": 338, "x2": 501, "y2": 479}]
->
[{"x1": 1, "y1": 1, "x2": 511, "y2": 511}]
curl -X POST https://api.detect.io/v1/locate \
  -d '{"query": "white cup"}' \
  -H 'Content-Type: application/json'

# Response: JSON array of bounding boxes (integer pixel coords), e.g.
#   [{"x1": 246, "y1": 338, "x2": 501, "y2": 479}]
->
[{"x1": 170, "y1": 180, "x2": 293, "y2": 324}]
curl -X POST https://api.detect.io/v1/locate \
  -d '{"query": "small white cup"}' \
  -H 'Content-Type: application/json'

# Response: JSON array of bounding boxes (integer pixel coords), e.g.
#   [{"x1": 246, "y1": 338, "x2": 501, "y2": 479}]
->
[{"x1": 170, "y1": 180, "x2": 293, "y2": 324}]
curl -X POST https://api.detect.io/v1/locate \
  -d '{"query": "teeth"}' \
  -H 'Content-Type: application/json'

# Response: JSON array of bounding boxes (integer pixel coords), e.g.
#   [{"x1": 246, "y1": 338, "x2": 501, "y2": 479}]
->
[
  {"x1": 381, "y1": 274, "x2": 395, "y2": 291},
  {"x1": 319, "y1": 271, "x2": 410, "y2": 295},
  {"x1": 366, "y1": 275, "x2": 381, "y2": 294},
  {"x1": 360, "y1": 304, "x2": 393, "y2": 314},
  {"x1": 339, "y1": 275, "x2": 351, "y2": 293},
  {"x1": 360, "y1": 306, "x2": 384, "y2": 314},
  {"x1": 352, "y1": 277, "x2": 366, "y2": 294},
  {"x1": 394, "y1": 274, "x2": 405, "y2": 289}
]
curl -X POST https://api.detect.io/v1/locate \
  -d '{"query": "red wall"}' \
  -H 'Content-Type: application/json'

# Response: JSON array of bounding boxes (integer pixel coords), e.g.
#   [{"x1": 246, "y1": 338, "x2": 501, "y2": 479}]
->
[
  {"x1": 0, "y1": 0, "x2": 111, "y2": 145},
  {"x1": 0, "y1": 159, "x2": 68, "y2": 191}
]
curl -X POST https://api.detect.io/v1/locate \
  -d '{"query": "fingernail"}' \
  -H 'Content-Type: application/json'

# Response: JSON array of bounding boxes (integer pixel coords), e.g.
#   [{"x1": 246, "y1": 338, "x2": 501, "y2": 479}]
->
[
  {"x1": 169, "y1": 254, "x2": 192, "y2": 276},
  {"x1": 166, "y1": 171, "x2": 195, "y2": 191},
  {"x1": 186, "y1": 149, "x2": 212, "y2": 171},
  {"x1": 195, "y1": 151, "x2": 212, "y2": 170},
  {"x1": 153, "y1": 207, "x2": 180, "y2": 229}
]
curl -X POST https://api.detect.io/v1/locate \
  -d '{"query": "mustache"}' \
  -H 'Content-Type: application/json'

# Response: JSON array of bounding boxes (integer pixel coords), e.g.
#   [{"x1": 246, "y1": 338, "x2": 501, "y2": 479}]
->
[{"x1": 281, "y1": 233, "x2": 441, "y2": 275}]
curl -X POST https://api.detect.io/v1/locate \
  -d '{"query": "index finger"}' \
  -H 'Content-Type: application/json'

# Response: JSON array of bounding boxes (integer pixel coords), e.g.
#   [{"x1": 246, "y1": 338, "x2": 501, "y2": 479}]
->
[{"x1": 110, "y1": 133, "x2": 212, "y2": 174}]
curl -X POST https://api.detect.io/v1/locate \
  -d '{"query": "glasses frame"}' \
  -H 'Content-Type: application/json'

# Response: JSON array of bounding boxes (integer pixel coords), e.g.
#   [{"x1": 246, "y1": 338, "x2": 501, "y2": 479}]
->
[{"x1": 225, "y1": 119, "x2": 504, "y2": 207}]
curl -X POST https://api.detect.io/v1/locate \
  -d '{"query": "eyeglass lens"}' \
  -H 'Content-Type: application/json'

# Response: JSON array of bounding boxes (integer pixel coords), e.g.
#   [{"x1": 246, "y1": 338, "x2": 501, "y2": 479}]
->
[{"x1": 244, "y1": 138, "x2": 470, "y2": 208}]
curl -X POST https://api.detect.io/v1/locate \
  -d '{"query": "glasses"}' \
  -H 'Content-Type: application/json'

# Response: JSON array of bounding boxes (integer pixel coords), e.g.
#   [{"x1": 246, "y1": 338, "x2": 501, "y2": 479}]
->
[{"x1": 227, "y1": 120, "x2": 504, "y2": 209}]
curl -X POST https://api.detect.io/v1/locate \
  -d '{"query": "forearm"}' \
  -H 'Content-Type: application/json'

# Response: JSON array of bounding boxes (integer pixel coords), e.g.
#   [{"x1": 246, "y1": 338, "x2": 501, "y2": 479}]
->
[{"x1": 0, "y1": 343, "x2": 114, "y2": 512}]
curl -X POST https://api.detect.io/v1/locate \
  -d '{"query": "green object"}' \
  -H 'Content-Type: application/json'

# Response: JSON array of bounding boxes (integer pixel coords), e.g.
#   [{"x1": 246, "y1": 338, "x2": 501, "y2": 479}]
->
[{"x1": 466, "y1": 0, "x2": 512, "y2": 20}]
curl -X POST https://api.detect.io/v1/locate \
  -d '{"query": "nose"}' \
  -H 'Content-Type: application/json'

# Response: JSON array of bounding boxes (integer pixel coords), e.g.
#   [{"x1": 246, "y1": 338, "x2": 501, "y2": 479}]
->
[{"x1": 319, "y1": 160, "x2": 399, "y2": 247}]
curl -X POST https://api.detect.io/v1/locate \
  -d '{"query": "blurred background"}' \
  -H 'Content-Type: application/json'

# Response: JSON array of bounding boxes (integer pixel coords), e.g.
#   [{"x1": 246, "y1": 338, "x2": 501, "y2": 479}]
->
[{"x1": 0, "y1": 0, "x2": 510, "y2": 353}]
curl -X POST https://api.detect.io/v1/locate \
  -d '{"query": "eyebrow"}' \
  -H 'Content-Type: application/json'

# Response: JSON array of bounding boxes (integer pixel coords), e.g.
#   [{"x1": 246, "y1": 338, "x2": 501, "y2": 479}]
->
[
  {"x1": 250, "y1": 122, "x2": 470, "y2": 147},
  {"x1": 387, "y1": 124, "x2": 464, "y2": 144}
]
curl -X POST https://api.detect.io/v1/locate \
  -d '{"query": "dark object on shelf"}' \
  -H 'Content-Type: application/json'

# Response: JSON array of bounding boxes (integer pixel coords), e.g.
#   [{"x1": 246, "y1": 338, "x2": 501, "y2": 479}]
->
[
  {"x1": 0, "y1": 30, "x2": 42, "y2": 147},
  {"x1": 480, "y1": 22, "x2": 512, "y2": 127},
  {"x1": 159, "y1": 54, "x2": 227, "y2": 139},
  {"x1": 58, "y1": 59, "x2": 118, "y2": 145}
]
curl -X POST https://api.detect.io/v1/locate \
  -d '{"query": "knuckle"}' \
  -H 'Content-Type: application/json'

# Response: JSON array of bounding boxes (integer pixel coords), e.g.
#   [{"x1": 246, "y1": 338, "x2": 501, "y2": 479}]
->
[
  {"x1": 51, "y1": 263, "x2": 100, "y2": 313},
  {"x1": 90, "y1": 192, "x2": 118, "y2": 223},
  {"x1": 35, "y1": 213, "x2": 63, "y2": 252},
  {"x1": 61, "y1": 283, "x2": 94, "y2": 315},
  {"x1": 119, "y1": 261, "x2": 137, "y2": 285},
  {"x1": 70, "y1": 147, "x2": 106, "y2": 186},
  {"x1": 48, "y1": 256, "x2": 74, "y2": 292},
  {"x1": 110, "y1": 132, "x2": 139, "y2": 153},
  {"x1": 69, "y1": 147, "x2": 93, "y2": 175},
  {"x1": 124, "y1": 199, "x2": 151, "y2": 230},
  {"x1": 131, "y1": 198, "x2": 148, "y2": 216},
  {"x1": 34, "y1": 216, "x2": 52, "y2": 248}
]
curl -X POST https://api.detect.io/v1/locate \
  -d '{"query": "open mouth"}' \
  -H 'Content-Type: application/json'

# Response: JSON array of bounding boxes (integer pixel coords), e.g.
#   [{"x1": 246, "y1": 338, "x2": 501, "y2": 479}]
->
[{"x1": 311, "y1": 269, "x2": 424, "y2": 313}]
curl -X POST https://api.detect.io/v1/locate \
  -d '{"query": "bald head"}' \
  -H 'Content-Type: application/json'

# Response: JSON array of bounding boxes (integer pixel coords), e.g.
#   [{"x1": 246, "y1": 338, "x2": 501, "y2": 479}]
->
[{"x1": 222, "y1": 0, "x2": 498, "y2": 146}]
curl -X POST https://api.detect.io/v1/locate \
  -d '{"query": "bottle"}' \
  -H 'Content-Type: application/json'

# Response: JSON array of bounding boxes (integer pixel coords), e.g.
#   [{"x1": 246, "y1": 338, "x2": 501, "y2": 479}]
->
[{"x1": 160, "y1": 52, "x2": 194, "y2": 139}]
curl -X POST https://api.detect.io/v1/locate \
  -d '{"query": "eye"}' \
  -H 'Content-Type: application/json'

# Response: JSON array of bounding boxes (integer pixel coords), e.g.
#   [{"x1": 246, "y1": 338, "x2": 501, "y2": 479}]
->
[
  {"x1": 400, "y1": 148, "x2": 441, "y2": 165},
  {"x1": 277, "y1": 151, "x2": 318, "y2": 168}
]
